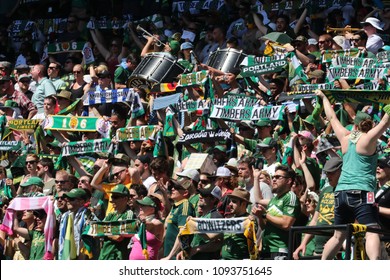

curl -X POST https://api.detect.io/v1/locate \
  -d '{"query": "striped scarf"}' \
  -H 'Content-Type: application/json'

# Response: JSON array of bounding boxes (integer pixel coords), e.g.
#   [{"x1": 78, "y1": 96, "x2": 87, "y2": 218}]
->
[{"x1": 0, "y1": 196, "x2": 55, "y2": 260}]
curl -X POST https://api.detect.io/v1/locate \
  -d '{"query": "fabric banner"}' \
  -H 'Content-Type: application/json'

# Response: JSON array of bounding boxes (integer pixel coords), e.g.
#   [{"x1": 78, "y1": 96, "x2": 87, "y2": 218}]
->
[
  {"x1": 82, "y1": 44, "x2": 95, "y2": 65},
  {"x1": 331, "y1": 56, "x2": 386, "y2": 68},
  {"x1": 8, "y1": 119, "x2": 41, "y2": 130},
  {"x1": 210, "y1": 97, "x2": 284, "y2": 121},
  {"x1": 176, "y1": 99, "x2": 210, "y2": 112},
  {"x1": 287, "y1": 51, "x2": 309, "y2": 86},
  {"x1": 323, "y1": 89, "x2": 390, "y2": 104},
  {"x1": 377, "y1": 50, "x2": 390, "y2": 63},
  {"x1": 180, "y1": 217, "x2": 251, "y2": 235},
  {"x1": 172, "y1": 0, "x2": 225, "y2": 13},
  {"x1": 322, "y1": 48, "x2": 361, "y2": 63},
  {"x1": 240, "y1": 55, "x2": 287, "y2": 77},
  {"x1": 84, "y1": 88, "x2": 136, "y2": 105},
  {"x1": 0, "y1": 141, "x2": 22, "y2": 151},
  {"x1": 151, "y1": 83, "x2": 177, "y2": 93},
  {"x1": 57, "y1": 99, "x2": 82, "y2": 116},
  {"x1": 47, "y1": 42, "x2": 86, "y2": 53},
  {"x1": 178, "y1": 129, "x2": 231, "y2": 144},
  {"x1": 327, "y1": 66, "x2": 388, "y2": 82},
  {"x1": 178, "y1": 70, "x2": 209, "y2": 87},
  {"x1": 61, "y1": 138, "x2": 111, "y2": 157},
  {"x1": 85, "y1": 219, "x2": 139, "y2": 237},
  {"x1": 116, "y1": 125, "x2": 158, "y2": 142},
  {"x1": 289, "y1": 83, "x2": 335, "y2": 94},
  {"x1": 9, "y1": 19, "x2": 67, "y2": 43},
  {"x1": 163, "y1": 110, "x2": 175, "y2": 137},
  {"x1": 44, "y1": 116, "x2": 108, "y2": 132},
  {"x1": 261, "y1": 0, "x2": 350, "y2": 12},
  {"x1": 152, "y1": 93, "x2": 181, "y2": 111}
]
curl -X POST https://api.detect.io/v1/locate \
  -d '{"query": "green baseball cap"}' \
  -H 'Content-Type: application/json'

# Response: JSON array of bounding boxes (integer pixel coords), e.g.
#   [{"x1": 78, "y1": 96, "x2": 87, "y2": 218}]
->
[
  {"x1": 136, "y1": 196, "x2": 156, "y2": 207},
  {"x1": 213, "y1": 145, "x2": 226, "y2": 153},
  {"x1": 107, "y1": 184, "x2": 130, "y2": 196},
  {"x1": 354, "y1": 111, "x2": 371, "y2": 125},
  {"x1": 169, "y1": 40, "x2": 180, "y2": 55},
  {"x1": 20, "y1": 177, "x2": 44, "y2": 188},
  {"x1": 257, "y1": 137, "x2": 277, "y2": 148},
  {"x1": 63, "y1": 188, "x2": 88, "y2": 199},
  {"x1": 254, "y1": 119, "x2": 272, "y2": 127}
]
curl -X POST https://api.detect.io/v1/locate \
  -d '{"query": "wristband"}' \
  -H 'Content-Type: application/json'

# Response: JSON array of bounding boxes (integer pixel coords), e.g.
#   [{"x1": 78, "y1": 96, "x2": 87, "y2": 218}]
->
[{"x1": 384, "y1": 104, "x2": 390, "y2": 116}]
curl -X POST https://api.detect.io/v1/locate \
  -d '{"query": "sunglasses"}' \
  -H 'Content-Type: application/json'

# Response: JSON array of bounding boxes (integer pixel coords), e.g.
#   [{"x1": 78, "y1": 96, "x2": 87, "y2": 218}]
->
[
  {"x1": 19, "y1": 79, "x2": 31, "y2": 83},
  {"x1": 168, "y1": 183, "x2": 184, "y2": 191},
  {"x1": 48, "y1": 66, "x2": 58, "y2": 70},
  {"x1": 55, "y1": 180, "x2": 69, "y2": 184},
  {"x1": 26, "y1": 160, "x2": 37, "y2": 165},
  {"x1": 79, "y1": 179, "x2": 89, "y2": 184},
  {"x1": 111, "y1": 195, "x2": 125, "y2": 200},
  {"x1": 272, "y1": 175, "x2": 289, "y2": 180},
  {"x1": 56, "y1": 196, "x2": 65, "y2": 200},
  {"x1": 351, "y1": 38, "x2": 361, "y2": 42},
  {"x1": 200, "y1": 179, "x2": 210, "y2": 184},
  {"x1": 112, "y1": 169, "x2": 126, "y2": 178}
]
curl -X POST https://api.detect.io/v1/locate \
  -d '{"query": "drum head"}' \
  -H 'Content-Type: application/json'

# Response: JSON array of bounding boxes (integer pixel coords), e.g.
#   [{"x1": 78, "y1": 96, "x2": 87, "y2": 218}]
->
[{"x1": 206, "y1": 48, "x2": 247, "y2": 73}]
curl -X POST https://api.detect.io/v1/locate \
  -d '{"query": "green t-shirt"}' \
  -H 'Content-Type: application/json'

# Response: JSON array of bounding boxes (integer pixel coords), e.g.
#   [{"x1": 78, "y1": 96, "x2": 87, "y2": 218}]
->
[
  {"x1": 221, "y1": 213, "x2": 251, "y2": 260},
  {"x1": 164, "y1": 199, "x2": 195, "y2": 258},
  {"x1": 262, "y1": 191, "x2": 300, "y2": 254},
  {"x1": 98, "y1": 209, "x2": 135, "y2": 260},
  {"x1": 305, "y1": 157, "x2": 321, "y2": 191},
  {"x1": 28, "y1": 230, "x2": 45, "y2": 260},
  {"x1": 190, "y1": 208, "x2": 223, "y2": 260},
  {"x1": 314, "y1": 184, "x2": 335, "y2": 254},
  {"x1": 114, "y1": 66, "x2": 132, "y2": 85}
]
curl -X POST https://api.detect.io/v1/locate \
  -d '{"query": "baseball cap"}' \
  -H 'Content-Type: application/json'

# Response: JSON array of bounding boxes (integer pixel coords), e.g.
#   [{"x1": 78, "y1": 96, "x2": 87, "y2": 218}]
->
[
  {"x1": 180, "y1": 42, "x2": 194, "y2": 50},
  {"x1": 20, "y1": 177, "x2": 44, "y2": 188},
  {"x1": 97, "y1": 70, "x2": 111, "y2": 78},
  {"x1": 63, "y1": 188, "x2": 88, "y2": 199},
  {"x1": 257, "y1": 137, "x2": 277, "y2": 149},
  {"x1": 136, "y1": 196, "x2": 156, "y2": 207},
  {"x1": 298, "y1": 130, "x2": 315, "y2": 141},
  {"x1": 323, "y1": 157, "x2": 343, "y2": 173},
  {"x1": 354, "y1": 111, "x2": 372, "y2": 125},
  {"x1": 293, "y1": 35, "x2": 308, "y2": 43},
  {"x1": 198, "y1": 185, "x2": 222, "y2": 200},
  {"x1": 18, "y1": 74, "x2": 31, "y2": 82},
  {"x1": 107, "y1": 184, "x2": 130, "y2": 196},
  {"x1": 215, "y1": 166, "x2": 231, "y2": 177},
  {"x1": 378, "y1": 154, "x2": 390, "y2": 168},
  {"x1": 308, "y1": 38, "x2": 318, "y2": 45},
  {"x1": 176, "y1": 169, "x2": 200, "y2": 183},
  {"x1": 254, "y1": 119, "x2": 272, "y2": 127},
  {"x1": 308, "y1": 70, "x2": 325, "y2": 80},
  {"x1": 108, "y1": 153, "x2": 130, "y2": 165},
  {"x1": 213, "y1": 145, "x2": 227, "y2": 153}
]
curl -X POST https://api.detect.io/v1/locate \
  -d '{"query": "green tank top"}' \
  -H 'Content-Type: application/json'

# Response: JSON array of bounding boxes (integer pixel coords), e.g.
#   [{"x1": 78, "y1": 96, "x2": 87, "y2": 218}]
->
[{"x1": 336, "y1": 140, "x2": 378, "y2": 192}]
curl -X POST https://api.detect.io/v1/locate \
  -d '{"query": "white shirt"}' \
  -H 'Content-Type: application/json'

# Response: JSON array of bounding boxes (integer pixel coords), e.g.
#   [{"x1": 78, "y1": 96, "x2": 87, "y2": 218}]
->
[{"x1": 366, "y1": 34, "x2": 384, "y2": 54}]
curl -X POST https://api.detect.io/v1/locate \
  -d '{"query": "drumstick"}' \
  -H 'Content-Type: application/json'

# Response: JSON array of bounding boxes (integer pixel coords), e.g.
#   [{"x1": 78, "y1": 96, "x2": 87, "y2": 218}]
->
[{"x1": 190, "y1": 50, "x2": 201, "y2": 65}]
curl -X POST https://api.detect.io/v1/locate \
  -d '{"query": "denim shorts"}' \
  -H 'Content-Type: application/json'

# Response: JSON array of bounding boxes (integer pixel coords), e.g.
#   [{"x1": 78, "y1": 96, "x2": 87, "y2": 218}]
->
[{"x1": 334, "y1": 190, "x2": 379, "y2": 226}]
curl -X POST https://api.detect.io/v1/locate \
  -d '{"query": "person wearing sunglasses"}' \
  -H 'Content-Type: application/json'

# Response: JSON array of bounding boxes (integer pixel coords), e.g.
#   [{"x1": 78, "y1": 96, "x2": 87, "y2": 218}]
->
[
  {"x1": 99, "y1": 184, "x2": 136, "y2": 260},
  {"x1": 69, "y1": 64, "x2": 90, "y2": 99},
  {"x1": 18, "y1": 154, "x2": 39, "y2": 189},
  {"x1": 252, "y1": 165, "x2": 300, "y2": 260},
  {"x1": 59, "y1": 188, "x2": 93, "y2": 260},
  {"x1": 47, "y1": 62, "x2": 65, "y2": 91},
  {"x1": 161, "y1": 179, "x2": 195, "y2": 260}
]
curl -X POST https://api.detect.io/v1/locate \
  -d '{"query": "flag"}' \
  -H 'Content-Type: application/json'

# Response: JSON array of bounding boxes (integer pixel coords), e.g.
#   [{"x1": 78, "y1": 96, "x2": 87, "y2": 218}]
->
[
  {"x1": 61, "y1": 213, "x2": 77, "y2": 260},
  {"x1": 138, "y1": 222, "x2": 149, "y2": 260},
  {"x1": 287, "y1": 52, "x2": 309, "y2": 86},
  {"x1": 153, "y1": 130, "x2": 167, "y2": 158}
]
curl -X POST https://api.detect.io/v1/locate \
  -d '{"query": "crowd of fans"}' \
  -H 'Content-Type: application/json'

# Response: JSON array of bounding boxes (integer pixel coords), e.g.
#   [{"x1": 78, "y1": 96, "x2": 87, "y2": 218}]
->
[{"x1": 0, "y1": 0, "x2": 390, "y2": 260}]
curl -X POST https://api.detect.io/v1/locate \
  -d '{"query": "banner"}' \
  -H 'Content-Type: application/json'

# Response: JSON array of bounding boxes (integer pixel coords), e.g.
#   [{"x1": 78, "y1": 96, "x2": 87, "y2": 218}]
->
[
  {"x1": 323, "y1": 89, "x2": 390, "y2": 104},
  {"x1": 47, "y1": 42, "x2": 86, "y2": 53},
  {"x1": 178, "y1": 129, "x2": 231, "y2": 144},
  {"x1": 152, "y1": 93, "x2": 181, "y2": 111},
  {"x1": 330, "y1": 56, "x2": 386, "y2": 68},
  {"x1": 84, "y1": 88, "x2": 137, "y2": 106},
  {"x1": 178, "y1": 70, "x2": 209, "y2": 87},
  {"x1": 322, "y1": 48, "x2": 361, "y2": 63},
  {"x1": 0, "y1": 141, "x2": 22, "y2": 151},
  {"x1": 210, "y1": 97, "x2": 284, "y2": 121},
  {"x1": 377, "y1": 50, "x2": 390, "y2": 63},
  {"x1": 262, "y1": 0, "x2": 349, "y2": 12},
  {"x1": 85, "y1": 219, "x2": 139, "y2": 237},
  {"x1": 327, "y1": 66, "x2": 389, "y2": 82},
  {"x1": 61, "y1": 138, "x2": 111, "y2": 157},
  {"x1": 44, "y1": 116, "x2": 108, "y2": 132},
  {"x1": 8, "y1": 119, "x2": 41, "y2": 130},
  {"x1": 150, "y1": 83, "x2": 177, "y2": 93},
  {"x1": 180, "y1": 217, "x2": 251, "y2": 235},
  {"x1": 240, "y1": 55, "x2": 287, "y2": 77},
  {"x1": 172, "y1": 0, "x2": 225, "y2": 14},
  {"x1": 116, "y1": 125, "x2": 158, "y2": 142},
  {"x1": 289, "y1": 83, "x2": 335, "y2": 94},
  {"x1": 176, "y1": 99, "x2": 210, "y2": 112}
]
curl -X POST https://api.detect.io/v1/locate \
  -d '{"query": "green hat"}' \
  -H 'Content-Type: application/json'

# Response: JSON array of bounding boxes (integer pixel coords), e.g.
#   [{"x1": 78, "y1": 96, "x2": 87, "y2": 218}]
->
[
  {"x1": 108, "y1": 153, "x2": 130, "y2": 165},
  {"x1": 354, "y1": 111, "x2": 371, "y2": 125},
  {"x1": 20, "y1": 177, "x2": 44, "y2": 188},
  {"x1": 63, "y1": 188, "x2": 88, "y2": 199},
  {"x1": 257, "y1": 137, "x2": 277, "y2": 148},
  {"x1": 136, "y1": 196, "x2": 156, "y2": 207},
  {"x1": 108, "y1": 184, "x2": 130, "y2": 196},
  {"x1": 1, "y1": 100, "x2": 18, "y2": 109},
  {"x1": 213, "y1": 145, "x2": 226, "y2": 153},
  {"x1": 254, "y1": 119, "x2": 272, "y2": 127},
  {"x1": 169, "y1": 40, "x2": 180, "y2": 55},
  {"x1": 47, "y1": 140, "x2": 61, "y2": 148}
]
